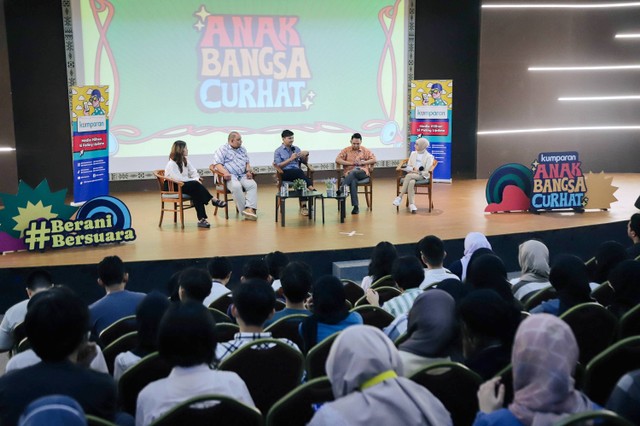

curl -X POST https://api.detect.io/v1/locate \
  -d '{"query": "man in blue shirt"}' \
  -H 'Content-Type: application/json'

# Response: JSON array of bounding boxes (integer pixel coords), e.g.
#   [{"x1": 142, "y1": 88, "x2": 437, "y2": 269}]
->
[{"x1": 274, "y1": 129, "x2": 314, "y2": 215}]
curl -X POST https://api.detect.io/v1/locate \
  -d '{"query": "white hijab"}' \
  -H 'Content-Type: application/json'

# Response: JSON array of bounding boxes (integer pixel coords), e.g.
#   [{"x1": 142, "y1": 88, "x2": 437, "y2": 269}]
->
[{"x1": 461, "y1": 232, "x2": 492, "y2": 282}]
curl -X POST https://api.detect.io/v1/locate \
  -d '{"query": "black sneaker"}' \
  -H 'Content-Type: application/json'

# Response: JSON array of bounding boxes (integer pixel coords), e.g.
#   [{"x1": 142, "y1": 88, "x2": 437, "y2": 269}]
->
[
  {"x1": 197, "y1": 219, "x2": 211, "y2": 228},
  {"x1": 212, "y1": 199, "x2": 227, "y2": 208},
  {"x1": 351, "y1": 206, "x2": 359, "y2": 215}
]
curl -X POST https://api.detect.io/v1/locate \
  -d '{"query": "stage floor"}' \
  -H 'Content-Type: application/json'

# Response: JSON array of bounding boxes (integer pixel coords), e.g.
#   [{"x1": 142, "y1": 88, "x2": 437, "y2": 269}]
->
[{"x1": 1, "y1": 174, "x2": 638, "y2": 269}]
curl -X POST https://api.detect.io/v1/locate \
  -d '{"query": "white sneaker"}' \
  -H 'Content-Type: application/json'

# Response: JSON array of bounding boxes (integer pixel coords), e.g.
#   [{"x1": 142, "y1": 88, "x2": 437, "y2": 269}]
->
[
  {"x1": 392, "y1": 197, "x2": 402, "y2": 207},
  {"x1": 409, "y1": 204, "x2": 418, "y2": 213}
]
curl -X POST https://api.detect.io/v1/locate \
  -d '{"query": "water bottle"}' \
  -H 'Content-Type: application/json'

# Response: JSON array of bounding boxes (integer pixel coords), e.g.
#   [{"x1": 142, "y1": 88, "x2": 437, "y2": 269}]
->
[
  {"x1": 342, "y1": 185, "x2": 348, "y2": 197},
  {"x1": 280, "y1": 184, "x2": 287, "y2": 197}
]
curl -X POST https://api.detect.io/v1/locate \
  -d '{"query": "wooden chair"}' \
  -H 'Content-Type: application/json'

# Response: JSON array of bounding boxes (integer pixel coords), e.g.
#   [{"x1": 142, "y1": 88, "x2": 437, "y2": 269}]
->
[
  {"x1": 266, "y1": 377, "x2": 334, "y2": 426},
  {"x1": 102, "y1": 331, "x2": 138, "y2": 375},
  {"x1": 350, "y1": 305, "x2": 395, "y2": 330},
  {"x1": 553, "y1": 410, "x2": 634, "y2": 426},
  {"x1": 214, "y1": 322, "x2": 240, "y2": 343},
  {"x1": 218, "y1": 338, "x2": 304, "y2": 416},
  {"x1": 583, "y1": 336, "x2": 640, "y2": 406},
  {"x1": 409, "y1": 362, "x2": 482, "y2": 426},
  {"x1": 273, "y1": 162, "x2": 314, "y2": 190},
  {"x1": 149, "y1": 394, "x2": 263, "y2": 426},
  {"x1": 305, "y1": 332, "x2": 340, "y2": 379},
  {"x1": 335, "y1": 163, "x2": 374, "y2": 210},
  {"x1": 618, "y1": 303, "x2": 640, "y2": 339},
  {"x1": 118, "y1": 352, "x2": 173, "y2": 415},
  {"x1": 395, "y1": 158, "x2": 438, "y2": 212},
  {"x1": 369, "y1": 274, "x2": 396, "y2": 290},
  {"x1": 560, "y1": 302, "x2": 618, "y2": 365},
  {"x1": 98, "y1": 315, "x2": 136, "y2": 348},
  {"x1": 523, "y1": 286, "x2": 556, "y2": 311},
  {"x1": 209, "y1": 165, "x2": 244, "y2": 219},
  {"x1": 354, "y1": 286, "x2": 402, "y2": 307},
  {"x1": 153, "y1": 170, "x2": 194, "y2": 228},
  {"x1": 264, "y1": 314, "x2": 308, "y2": 351},
  {"x1": 342, "y1": 280, "x2": 365, "y2": 306}
]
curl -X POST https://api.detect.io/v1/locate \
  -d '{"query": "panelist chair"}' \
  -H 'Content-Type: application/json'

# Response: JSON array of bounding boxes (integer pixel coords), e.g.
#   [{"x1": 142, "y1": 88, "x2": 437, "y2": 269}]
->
[
  {"x1": 335, "y1": 163, "x2": 374, "y2": 210},
  {"x1": 273, "y1": 162, "x2": 314, "y2": 190},
  {"x1": 209, "y1": 165, "x2": 240, "y2": 220},
  {"x1": 153, "y1": 170, "x2": 195, "y2": 229},
  {"x1": 395, "y1": 158, "x2": 438, "y2": 212}
]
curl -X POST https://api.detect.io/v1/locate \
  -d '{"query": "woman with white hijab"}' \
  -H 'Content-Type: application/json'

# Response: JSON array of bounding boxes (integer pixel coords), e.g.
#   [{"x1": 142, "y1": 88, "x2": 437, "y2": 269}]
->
[
  {"x1": 392, "y1": 137, "x2": 434, "y2": 213},
  {"x1": 308, "y1": 325, "x2": 452, "y2": 426},
  {"x1": 448, "y1": 232, "x2": 492, "y2": 282}
]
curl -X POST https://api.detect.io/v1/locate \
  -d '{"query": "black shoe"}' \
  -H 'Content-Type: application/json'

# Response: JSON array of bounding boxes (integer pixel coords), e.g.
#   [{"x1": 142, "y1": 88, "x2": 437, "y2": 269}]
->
[
  {"x1": 351, "y1": 206, "x2": 359, "y2": 215},
  {"x1": 212, "y1": 199, "x2": 227, "y2": 208}
]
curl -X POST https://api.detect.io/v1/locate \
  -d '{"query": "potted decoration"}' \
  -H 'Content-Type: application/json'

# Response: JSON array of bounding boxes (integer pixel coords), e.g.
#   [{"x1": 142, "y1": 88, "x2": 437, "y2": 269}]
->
[
  {"x1": 292, "y1": 178, "x2": 307, "y2": 195},
  {"x1": 325, "y1": 178, "x2": 337, "y2": 197}
]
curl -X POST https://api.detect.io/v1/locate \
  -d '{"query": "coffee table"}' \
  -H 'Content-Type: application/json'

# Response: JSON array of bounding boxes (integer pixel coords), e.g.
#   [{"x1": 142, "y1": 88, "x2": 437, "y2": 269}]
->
[{"x1": 275, "y1": 190, "x2": 323, "y2": 227}]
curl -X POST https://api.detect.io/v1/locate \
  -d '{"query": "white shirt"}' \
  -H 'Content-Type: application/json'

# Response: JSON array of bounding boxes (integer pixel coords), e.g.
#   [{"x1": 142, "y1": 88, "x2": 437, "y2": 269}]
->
[
  {"x1": 0, "y1": 299, "x2": 28, "y2": 351},
  {"x1": 113, "y1": 350, "x2": 141, "y2": 381},
  {"x1": 419, "y1": 268, "x2": 459, "y2": 290},
  {"x1": 135, "y1": 364, "x2": 255, "y2": 426},
  {"x1": 271, "y1": 279, "x2": 282, "y2": 292},
  {"x1": 164, "y1": 159, "x2": 200, "y2": 182},
  {"x1": 202, "y1": 281, "x2": 231, "y2": 307},
  {"x1": 5, "y1": 346, "x2": 109, "y2": 374}
]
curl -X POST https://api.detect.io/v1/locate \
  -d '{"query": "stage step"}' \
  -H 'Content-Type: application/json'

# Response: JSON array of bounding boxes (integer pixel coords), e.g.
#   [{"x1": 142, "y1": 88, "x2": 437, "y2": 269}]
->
[{"x1": 332, "y1": 259, "x2": 369, "y2": 283}]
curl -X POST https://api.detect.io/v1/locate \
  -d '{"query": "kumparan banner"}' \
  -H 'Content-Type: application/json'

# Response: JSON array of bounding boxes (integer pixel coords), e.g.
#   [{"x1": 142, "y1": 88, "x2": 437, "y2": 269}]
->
[
  {"x1": 410, "y1": 79, "x2": 453, "y2": 182},
  {"x1": 70, "y1": 85, "x2": 110, "y2": 204}
]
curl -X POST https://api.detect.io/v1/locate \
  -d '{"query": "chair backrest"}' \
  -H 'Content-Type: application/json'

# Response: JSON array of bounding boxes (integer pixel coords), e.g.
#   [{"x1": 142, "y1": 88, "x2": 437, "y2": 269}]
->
[
  {"x1": 118, "y1": 352, "x2": 173, "y2": 415},
  {"x1": 102, "y1": 331, "x2": 138, "y2": 375},
  {"x1": 275, "y1": 299, "x2": 286, "y2": 312},
  {"x1": 523, "y1": 286, "x2": 556, "y2": 311},
  {"x1": 350, "y1": 305, "x2": 395, "y2": 330},
  {"x1": 409, "y1": 361, "x2": 482, "y2": 426},
  {"x1": 98, "y1": 315, "x2": 137, "y2": 348},
  {"x1": 264, "y1": 314, "x2": 308, "y2": 351},
  {"x1": 369, "y1": 274, "x2": 395, "y2": 290},
  {"x1": 553, "y1": 409, "x2": 634, "y2": 426},
  {"x1": 583, "y1": 336, "x2": 640, "y2": 406},
  {"x1": 305, "y1": 332, "x2": 340, "y2": 380},
  {"x1": 495, "y1": 364, "x2": 514, "y2": 407},
  {"x1": 266, "y1": 377, "x2": 334, "y2": 426},
  {"x1": 618, "y1": 303, "x2": 640, "y2": 340},
  {"x1": 560, "y1": 302, "x2": 618, "y2": 365},
  {"x1": 153, "y1": 170, "x2": 183, "y2": 194},
  {"x1": 342, "y1": 280, "x2": 365, "y2": 305},
  {"x1": 208, "y1": 294, "x2": 233, "y2": 313},
  {"x1": 591, "y1": 281, "x2": 615, "y2": 307},
  {"x1": 149, "y1": 394, "x2": 263, "y2": 426},
  {"x1": 12, "y1": 321, "x2": 26, "y2": 348},
  {"x1": 86, "y1": 415, "x2": 118, "y2": 426},
  {"x1": 208, "y1": 307, "x2": 232, "y2": 324},
  {"x1": 214, "y1": 322, "x2": 240, "y2": 343},
  {"x1": 218, "y1": 338, "x2": 304, "y2": 416},
  {"x1": 354, "y1": 286, "x2": 402, "y2": 307}
]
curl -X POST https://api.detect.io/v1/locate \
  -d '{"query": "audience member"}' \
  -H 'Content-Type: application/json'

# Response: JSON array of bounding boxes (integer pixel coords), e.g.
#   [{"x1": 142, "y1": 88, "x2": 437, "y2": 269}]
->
[
  {"x1": 165, "y1": 270, "x2": 182, "y2": 303},
  {"x1": 606, "y1": 369, "x2": 640, "y2": 425},
  {"x1": 90, "y1": 256, "x2": 145, "y2": 342},
  {"x1": 0, "y1": 270, "x2": 53, "y2": 351},
  {"x1": 264, "y1": 261, "x2": 312, "y2": 327},
  {"x1": 135, "y1": 302, "x2": 254, "y2": 426},
  {"x1": 392, "y1": 137, "x2": 435, "y2": 213},
  {"x1": 626, "y1": 213, "x2": 640, "y2": 259},
  {"x1": 465, "y1": 253, "x2": 517, "y2": 305},
  {"x1": 417, "y1": 235, "x2": 459, "y2": 289},
  {"x1": 0, "y1": 287, "x2": 117, "y2": 425},
  {"x1": 300, "y1": 275, "x2": 363, "y2": 353},
  {"x1": 397, "y1": 290, "x2": 458, "y2": 377},
  {"x1": 366, "y1": 256, "x2": 424, "y2": 317},
  {"x1": 448, "y1": 232, "x2": 492, "y2": 281},
  {"x1": 473, "y1": 314, "x2": 599, "y2": 425},
  {"x1": 215, "y1": 279, "x2": 299, "y2": 363},
  {"x1": 509, "y1": 240, "x2": 551, "y2": 303},
  {"x1": 590, "y1": 240, "x2": 628, "y2": 284},
  {"x1": 335, "y1": 133, "x2": 377, "y2": 215},
  {"x1": 113, "y1": 292, "x2": 171, "y2": 381},
  {"x1": 211, "y1": 131, "x2": 258, "y2": 220},
  {"x1": 459, "y1": 289, "x2": 521, "y2": 380},
  {"x1": 177, "y1": 267, "x2": 211, "y2": 304},
  {"x1": 203, "y1": 256, "x2": 232, "y2": 307},
  {"x1": 530, "y1": 254, "x2": 592, "y2": 316},
  {"x1": 241, "y1": 258, "x2": 271, "y2": 282},
  {"x1": 606, "y1": 259, "x2": 640, "y2": 318},
  {"x1": 265, "y1": 250, "x2": 289, "y2": 294},
  {"x1": 308, "y1": 325, "x2": 452, "y2": 426},
  {"x1": 360, "y1": 241, "x2": 398, "y2": 291}
]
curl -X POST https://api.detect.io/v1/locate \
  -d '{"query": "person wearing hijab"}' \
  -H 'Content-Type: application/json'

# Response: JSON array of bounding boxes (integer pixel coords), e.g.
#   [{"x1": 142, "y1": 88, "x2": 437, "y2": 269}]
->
[
  {"x1": 606, "y1": 260, "x2": 640, "y2": 318},
  {"x1": 448, "y1": 232, "x2": 492, "y2": 282},
  {"x1": 530, "y1": 254, "x2": 592, "y2": 316},
  {"x1": 459, "y1": 289, "x2": 521, "y2": 380},
  {"x1": 473, "y1": 314, "x2": 599, "y2": 426},
  {"x1": 465, "y1": 253, "x2": 516, "y2": 305},
  {"x1": 398, "y1": 290, "x2": 458, "y2": 377},
  {"x1": 299, "y1": 275, "x2": 363, "y2": 353},
  {"x1": 308, "y1": 325, "x2": 452, "y2": 426},
  {"x1": 510, "y1": 240, "x2": 551, "y2": 303},
  {"x1": 392, "y1": 137, "x2": 435, "y2": 213}
]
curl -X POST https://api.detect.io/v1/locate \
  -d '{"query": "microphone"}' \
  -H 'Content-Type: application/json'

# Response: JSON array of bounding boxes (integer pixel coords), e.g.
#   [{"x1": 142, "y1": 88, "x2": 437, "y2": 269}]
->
[{"x1": 419, "y1": 166, "x2": 424, "y2": 171}]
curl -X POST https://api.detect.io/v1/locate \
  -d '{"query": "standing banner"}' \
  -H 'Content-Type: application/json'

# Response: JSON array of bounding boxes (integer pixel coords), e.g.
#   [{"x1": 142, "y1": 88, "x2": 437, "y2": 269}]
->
[
  {"x1": 70, "y1": 86, "x2": 110, "y2": 204},
  {"x1": 410, "y1": 80, "x2": 453, "y2": 182}
]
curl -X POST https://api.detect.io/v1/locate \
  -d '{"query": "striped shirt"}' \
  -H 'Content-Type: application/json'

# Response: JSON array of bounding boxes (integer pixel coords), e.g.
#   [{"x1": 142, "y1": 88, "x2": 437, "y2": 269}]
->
[
  {"x1": 215, "y1": 332, "x2": 300, "y2": 364},
  {"x1": 213, "y1": 143, "x2": 250, "y2": 177},
  {"x1": 381, "y1": 288, "x2": 423, "y2": 317}
]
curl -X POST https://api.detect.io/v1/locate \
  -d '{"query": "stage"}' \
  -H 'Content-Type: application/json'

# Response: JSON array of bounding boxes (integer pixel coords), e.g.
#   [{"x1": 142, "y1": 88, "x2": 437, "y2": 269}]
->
[{"x1": 0, "y1": 174, "x2": 637, "y2": 310}]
